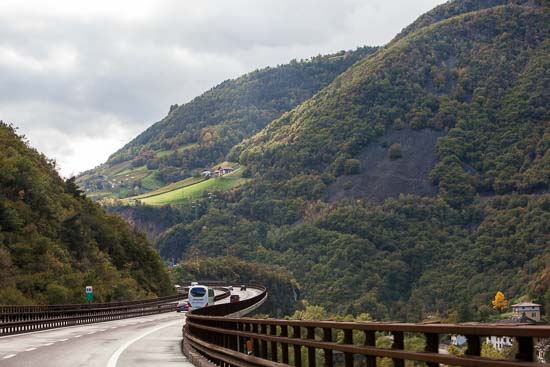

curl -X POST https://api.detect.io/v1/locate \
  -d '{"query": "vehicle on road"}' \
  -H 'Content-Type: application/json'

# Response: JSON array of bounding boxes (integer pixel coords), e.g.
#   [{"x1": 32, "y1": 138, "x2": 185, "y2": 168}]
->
[
  {"x1": 230, "y1": 294, "x2": 240, "y2": 303},
  {"x1": 188, "y1": 285, "x2": 215, "y2": 310},
  {"x1": 240, "y1": 284, "x2": 247, "y2": 291},
  {"x1": 176, "y1": 300, "x2": 190, "y2": 312}
]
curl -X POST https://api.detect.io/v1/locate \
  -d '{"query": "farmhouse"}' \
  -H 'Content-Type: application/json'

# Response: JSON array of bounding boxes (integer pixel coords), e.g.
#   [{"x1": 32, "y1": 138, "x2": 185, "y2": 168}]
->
[
  {"x1": 219, "y1": 165, "x2": 234, "y2": 175},
  {"x1": 512, "y1": 302, "x2": 542, "y2": 321}
]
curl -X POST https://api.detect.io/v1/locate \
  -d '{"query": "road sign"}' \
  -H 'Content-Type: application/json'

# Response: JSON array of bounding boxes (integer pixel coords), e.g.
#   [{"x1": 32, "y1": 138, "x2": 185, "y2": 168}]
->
[{"x1": 85, "y1": 285, "x2": 93, "y2": 302}]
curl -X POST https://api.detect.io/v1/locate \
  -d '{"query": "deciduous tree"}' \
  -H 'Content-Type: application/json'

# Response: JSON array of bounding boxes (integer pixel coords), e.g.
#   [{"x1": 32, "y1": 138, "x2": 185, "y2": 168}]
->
[{"x1": 492, "y1": 291, "x2": 509, "y2": 313}]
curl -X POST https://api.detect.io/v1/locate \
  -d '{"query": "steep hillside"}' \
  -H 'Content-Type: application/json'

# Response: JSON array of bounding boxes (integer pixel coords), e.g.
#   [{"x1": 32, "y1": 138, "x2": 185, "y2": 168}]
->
[
  {"x1": 185, "y1": 1, "x2": 549, "y2": 320},
  {"x1": 327, "y1": 128, "x2": 445, "y2": 202},
  {"x1": 393, "y1": 0, "x2": 544, "y2": 42},
  {"x1": 78, "y1": 47, "x2": 376, "y2": 199},
  {"x1": 103, "y1": 0, "x2": 549, "y2": 321},
  {"x1": 0, "y1": 122, "x2": 172, "y2": 304},
  {"x1": 236, "y1": 3, "x2": 548, "y2": 205}
]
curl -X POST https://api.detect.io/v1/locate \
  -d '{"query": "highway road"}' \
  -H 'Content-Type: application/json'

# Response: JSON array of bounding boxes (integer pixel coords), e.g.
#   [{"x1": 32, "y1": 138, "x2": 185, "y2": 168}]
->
[{"x1": 0, "y1": 287, "x2": 261, "y2": 367}]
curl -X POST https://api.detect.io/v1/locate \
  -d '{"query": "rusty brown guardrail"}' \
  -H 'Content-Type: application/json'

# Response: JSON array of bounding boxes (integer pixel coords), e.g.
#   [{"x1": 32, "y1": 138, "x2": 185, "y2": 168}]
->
[{"x1": 184, "y1": 287, "x2": 550, "y2": 367}]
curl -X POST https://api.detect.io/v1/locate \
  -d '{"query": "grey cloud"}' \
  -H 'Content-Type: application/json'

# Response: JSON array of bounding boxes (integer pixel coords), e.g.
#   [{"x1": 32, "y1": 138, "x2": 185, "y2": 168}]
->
[{"x1": 0, "y1": 0, "x2": 445, "y2": 176}]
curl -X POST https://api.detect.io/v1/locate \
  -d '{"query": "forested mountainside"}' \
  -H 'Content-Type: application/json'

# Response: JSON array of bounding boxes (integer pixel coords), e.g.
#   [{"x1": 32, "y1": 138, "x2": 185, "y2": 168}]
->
[
  {"x1": 234, "y1": 3, "x2": 548, "y2": 202},
  {"x1": 77, "y1": 47, "x2": 376, "y2": 198},
  {"x1": 0, "y1": 123, "x2": 172, "y2": 305},
  {"x1": 394, "y1": 0, "x2": 545, "y2": 42},
  {"x1": 105, "y1": 0, "x2": 548, "y2": 321}
]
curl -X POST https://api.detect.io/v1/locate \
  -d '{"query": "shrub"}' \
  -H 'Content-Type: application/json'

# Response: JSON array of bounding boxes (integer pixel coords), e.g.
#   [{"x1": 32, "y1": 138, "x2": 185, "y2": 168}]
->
[
  {"x1": 344, "y1": 159, "x2": 361, "y2": 174},
  {"x1": 389, "y1": 143, "x2": 403, "y2": 160}
]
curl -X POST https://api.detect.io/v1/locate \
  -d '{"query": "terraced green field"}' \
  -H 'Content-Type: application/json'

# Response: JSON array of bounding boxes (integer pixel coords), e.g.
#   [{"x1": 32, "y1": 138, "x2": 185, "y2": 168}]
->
[
  {"x1": 125, "y1": 168, "x2": 248, "y2": 205},
  {"x1": 130, "y1": 176, "x2": 206, "y2": 200},
  {"x1": 155, "y1": 143, "x2": 197, "y2": 158}
]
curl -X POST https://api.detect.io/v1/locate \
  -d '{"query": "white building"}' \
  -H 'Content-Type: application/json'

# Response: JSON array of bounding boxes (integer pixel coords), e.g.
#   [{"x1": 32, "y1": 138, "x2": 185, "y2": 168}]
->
[
  {"x1": 451, "y1": 335, "x2": 467, "y2": 346},
  {"x1": 486, "y1": 335, "x2": 514, "y2": 351}
]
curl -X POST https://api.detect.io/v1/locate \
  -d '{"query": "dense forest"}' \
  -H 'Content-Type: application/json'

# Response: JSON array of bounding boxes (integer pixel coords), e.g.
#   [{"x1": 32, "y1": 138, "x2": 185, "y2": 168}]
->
[
  {"x1": 99, "y1": 0, "x2": 548, "y2": 321},
  {"x1": 77, "y1": 47, "x2": 376, "y2": 198},
  {"x1": 0, "y1": 122, "x2": 172, "y2": 304}
]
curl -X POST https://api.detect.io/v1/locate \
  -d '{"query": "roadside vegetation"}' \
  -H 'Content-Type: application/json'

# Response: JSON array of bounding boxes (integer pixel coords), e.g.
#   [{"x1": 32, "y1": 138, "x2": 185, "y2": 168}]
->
[{"x1": 0, "y1": 123, "x2": 172, "y2": 305}]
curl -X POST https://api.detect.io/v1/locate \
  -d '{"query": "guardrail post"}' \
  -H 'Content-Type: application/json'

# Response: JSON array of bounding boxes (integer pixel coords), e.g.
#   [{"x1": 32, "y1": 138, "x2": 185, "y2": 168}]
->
[
  {"x1": 515, "y1": 336, "x2": 534, "y2": 362},
  {"x1": 270, "y1": 324, "x2": 279, "y2": 362},
  {"x1": 252, "y1": 323, "x2": 260, "y2": 357},
  {"x1": 425, "y1": 333, "x2": 439, "y2": 367},
  {"x1": 281, "y1": 325, "x2": 289, "y2": 364},
  {"x1": 323, "y1": 328, "x2": 333, "y2": 367},
  {"x1": 364, "y1": 330, "x2": 376, "y2": 367},
  {"x1": 239, "y1": 322, "x2": 246, "y2": 353},
  {"x1": 261, "y1": 323, "x2": 268, "y2": 359},
  {"x1": 344, "y1": 329, "x2": 353, "y2": 367},
  {"x1": 464, "y1": 334, "x2": 480, "y2": 357},
  {"x1": 229, "y1": 321, "x2": 237, "y2": 351},
  {"x1": 307, "y1": 327, "x2": 316, "y2": 367},
  {"x1": 391, "y1": 331, "x2": 404, "y2": 367},
  {"x1": 293, "y1": 325, "x2": 302, "y2": 367}
]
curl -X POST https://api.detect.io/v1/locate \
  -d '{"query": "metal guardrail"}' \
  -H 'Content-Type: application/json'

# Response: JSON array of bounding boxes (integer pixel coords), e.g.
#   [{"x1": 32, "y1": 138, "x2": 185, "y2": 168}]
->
[
  {"x1": 191, "y1": 285, "x2": 267, "y2": 317},
  {"x1": 0, "y1": 302, "x2": 178, "y2": 336},
  {"x1": 0, "y1": 285, "x2": 231, "y2": 337},
  {"x1": 184, "y1": 287, "x2": 550, "y2": 367},
  {"x1": 0, "y1": 294, "x2": 186, "y2": 322},
  {"x1": 1, "y1": 294, "x2": 186, "y2": 312},
  {"x1": 0, "y1": 294, "x2": 188, "y2": 336}
]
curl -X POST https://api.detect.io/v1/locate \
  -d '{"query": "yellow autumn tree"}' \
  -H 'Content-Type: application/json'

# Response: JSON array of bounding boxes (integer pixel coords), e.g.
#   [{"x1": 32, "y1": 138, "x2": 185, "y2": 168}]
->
[{"x1": 491, "y1": 291, "x2": 509, "y2": 313}]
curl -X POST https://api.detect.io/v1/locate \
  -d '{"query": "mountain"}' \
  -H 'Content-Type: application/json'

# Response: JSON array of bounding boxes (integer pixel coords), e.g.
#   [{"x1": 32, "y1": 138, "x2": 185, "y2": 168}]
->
[
  {"x1": 77, "y1": 47, "x2": 376, "y2": 199},
  {"x1": 235, "y1": 1, "x2": 548, "y2": 203},
  {"x1": 0, "y1": 122, "x2": 172, "y2": 304},
  {"x1": 105, "y1": 0, "x2": 548, "y2": 321}
]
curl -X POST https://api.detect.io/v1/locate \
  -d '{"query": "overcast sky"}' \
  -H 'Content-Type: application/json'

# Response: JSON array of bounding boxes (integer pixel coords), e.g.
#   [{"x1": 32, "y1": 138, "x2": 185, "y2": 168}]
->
[{"x1": 0, "y1": 0, "x2": 446, "y2": 177}]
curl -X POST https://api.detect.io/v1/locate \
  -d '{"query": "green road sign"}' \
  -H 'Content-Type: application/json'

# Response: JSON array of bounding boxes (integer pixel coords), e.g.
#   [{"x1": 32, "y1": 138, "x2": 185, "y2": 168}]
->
[{"x1": 85, "y1": 285, "x2": 93, "y2": 302}]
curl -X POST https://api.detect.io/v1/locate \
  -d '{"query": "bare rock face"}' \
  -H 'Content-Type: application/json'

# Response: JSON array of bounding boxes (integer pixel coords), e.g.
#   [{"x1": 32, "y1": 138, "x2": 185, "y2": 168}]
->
[{"x1": 328, "y1": 128, "x2": 445, "y2": 203}]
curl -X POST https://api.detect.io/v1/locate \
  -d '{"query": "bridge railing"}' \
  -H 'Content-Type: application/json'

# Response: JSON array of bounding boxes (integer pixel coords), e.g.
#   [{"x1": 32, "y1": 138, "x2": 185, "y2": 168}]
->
[
  {"x1": 0, "y1": 302, "x2": 178, "y2": 336},
  {"x1": 0, "y1": 286, "x2": 231, "y2": 336},
  {"x1": 0, "y1": 294, "x2": 186, "y2": 318},
  {"x1": 184, "y1": 288, "x2": 550, "y2": 367}
]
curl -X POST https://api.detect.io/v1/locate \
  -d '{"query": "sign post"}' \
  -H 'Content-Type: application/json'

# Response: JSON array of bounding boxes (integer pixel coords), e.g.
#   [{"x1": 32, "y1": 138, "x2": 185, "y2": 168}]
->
[{"x1": 85, "y1": 285, "x2": 93, "y2": 303}]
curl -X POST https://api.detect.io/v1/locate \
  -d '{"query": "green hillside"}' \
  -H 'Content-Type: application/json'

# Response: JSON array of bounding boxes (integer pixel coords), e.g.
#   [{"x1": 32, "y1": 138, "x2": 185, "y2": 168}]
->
[
  {"x1": 125, "y1": 168, "x2": 248, "y2": 206},
  {"x1": 0, "y1": 122, "x2": 172, "y2": 305},
  {"x1": 236, "y1": 2, "x2": 548, "y2": 201},
  {"x1": 104, "y1": 0, "x2": 549, "y2": 321},
  {"x1": 77, "y1": 47, "x2": 377, "y2": 198}
]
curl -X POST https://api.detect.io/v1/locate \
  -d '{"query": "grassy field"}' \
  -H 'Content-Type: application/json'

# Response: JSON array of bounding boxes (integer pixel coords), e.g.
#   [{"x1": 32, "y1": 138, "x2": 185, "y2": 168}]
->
[
  {"x1": 140, "y1": 171, "x2": 163, "y2": 191},
  {"x1": 155, "y1": 143, "x2": 197, "y2": 158},
  {"x1": 116, "y1": 164, "x2": 147, "y2": 177},
  {"x1": 129, "y1": 176, "x2": 205, "y2": 200},
  {"x1": 128, "y1": 169, "x2": 248, "y2": 205}
]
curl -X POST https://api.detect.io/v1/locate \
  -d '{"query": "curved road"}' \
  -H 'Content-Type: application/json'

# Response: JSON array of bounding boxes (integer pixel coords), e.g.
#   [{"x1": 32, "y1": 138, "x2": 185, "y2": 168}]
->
[{"x1": 0, "y1": 287, "x2": 261, "y2": 367}]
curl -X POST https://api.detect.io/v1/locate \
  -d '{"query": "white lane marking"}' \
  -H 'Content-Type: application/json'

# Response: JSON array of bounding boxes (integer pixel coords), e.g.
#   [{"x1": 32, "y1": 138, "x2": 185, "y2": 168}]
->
[
  {"x1": 26, "y1": 348, "x2": 37, "y2": 351},
  {"x1": 43, "y1": 343, "x2": 54, "y2": 346},
  {"x1": 99, "y1": 329, "x2": 107, "y2": 332},
  {"x1": 74, "y1": 335, "x2": 82, "y2": 338},
  {"x1": 58, "y1": 338, "x2": 68, "y2": 342},
  {"x1": 87, "y1": 331, "x2": 96, "y2": 335},
  {"x1": 111, "y1": 326, "x2": 117, "y2": 329},
  {"x1": 3, "y1": 354, "x2": 16, "y2": 359},
  {"x1": 106, "y1": 319, "x2": 183, "y2": 367}
]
